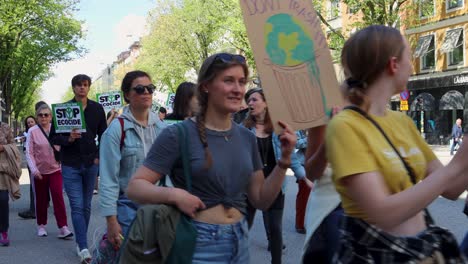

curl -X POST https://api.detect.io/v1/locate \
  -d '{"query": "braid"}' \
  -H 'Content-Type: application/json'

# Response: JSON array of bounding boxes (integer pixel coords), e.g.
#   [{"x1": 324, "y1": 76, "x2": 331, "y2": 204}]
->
[{"x1": 196, "y1": 107, "x2": 213, "y2": 169}]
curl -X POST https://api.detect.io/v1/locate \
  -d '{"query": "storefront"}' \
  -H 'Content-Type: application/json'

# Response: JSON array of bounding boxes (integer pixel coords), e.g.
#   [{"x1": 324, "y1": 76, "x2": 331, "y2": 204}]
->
[{"x1": 407, "y1": 71, "x2": 468, "y2": 144}]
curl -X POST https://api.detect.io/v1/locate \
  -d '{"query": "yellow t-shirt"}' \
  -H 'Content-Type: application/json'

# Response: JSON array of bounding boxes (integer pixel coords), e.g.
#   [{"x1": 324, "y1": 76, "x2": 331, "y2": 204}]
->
[{"x1": 326, "y1": 110, "x2": 437, "y2": 221}]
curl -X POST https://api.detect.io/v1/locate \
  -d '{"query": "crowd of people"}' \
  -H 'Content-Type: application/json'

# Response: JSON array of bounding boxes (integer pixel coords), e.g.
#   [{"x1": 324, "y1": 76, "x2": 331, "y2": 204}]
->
[{"x1": 0, "y1": 25, "x2": 467, "y2": 264}]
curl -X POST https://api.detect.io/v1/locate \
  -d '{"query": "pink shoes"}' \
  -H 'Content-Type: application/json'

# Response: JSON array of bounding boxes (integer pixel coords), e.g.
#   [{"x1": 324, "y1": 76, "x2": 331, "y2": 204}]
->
[
  {"x1": 37, "y1": 225, "x2": 48, "y2": 237},
  {"x1": 0, "y1": 232, "x2": 9, "y2": 246},
  {"x1": 57, "y1": 226, "x2": 73, "y2": 239}
]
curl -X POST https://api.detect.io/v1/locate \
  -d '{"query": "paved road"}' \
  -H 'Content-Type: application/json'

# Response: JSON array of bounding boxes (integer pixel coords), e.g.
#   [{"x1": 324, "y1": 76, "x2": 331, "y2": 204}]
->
[{"x1": 1, "y1": 146, "x2": 466, "y2": 264}]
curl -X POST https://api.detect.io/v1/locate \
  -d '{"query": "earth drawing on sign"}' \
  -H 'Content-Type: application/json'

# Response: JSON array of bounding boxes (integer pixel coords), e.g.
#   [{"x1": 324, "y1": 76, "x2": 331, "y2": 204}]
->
[{"x1": 264, "y1": 13, "x2": 327, "y2": 122}]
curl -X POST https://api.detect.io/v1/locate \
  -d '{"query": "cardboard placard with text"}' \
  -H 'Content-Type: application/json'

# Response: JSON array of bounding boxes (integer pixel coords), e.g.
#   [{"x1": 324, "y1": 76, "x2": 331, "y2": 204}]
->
[
  {"x1": 96, "y1": 91, "x2": 123, "y2": 114},
  {"x1": 52, "y1": 102, "x2": 86, "y2": 133},
  {"x1": 240, "y1": 0, "x2": 343, "y2": 132}
]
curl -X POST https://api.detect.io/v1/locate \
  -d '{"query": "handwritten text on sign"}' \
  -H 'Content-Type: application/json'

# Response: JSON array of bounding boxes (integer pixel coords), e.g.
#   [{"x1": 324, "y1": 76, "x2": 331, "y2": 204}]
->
[{"x1": 240, "y1": 0, "x2": 343, "y2": 132}]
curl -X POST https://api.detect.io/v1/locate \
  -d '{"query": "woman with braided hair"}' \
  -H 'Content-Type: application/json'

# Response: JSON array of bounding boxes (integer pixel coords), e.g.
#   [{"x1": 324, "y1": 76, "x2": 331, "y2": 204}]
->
[{"x1": 127, "y1": 52, "x2": 297, "y2": 263}]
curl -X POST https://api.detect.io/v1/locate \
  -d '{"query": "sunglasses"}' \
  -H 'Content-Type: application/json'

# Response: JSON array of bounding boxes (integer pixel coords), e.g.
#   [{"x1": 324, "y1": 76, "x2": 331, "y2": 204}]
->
[
  {"x1": 214, "y1": 53, "x2": 246, "y2": 64},
  {"x1": 132, "y1": 84, "x2": 155, "y2": 95},
  {"x1": 37, "y1": 113, "x2": 50, "y2": 118}
]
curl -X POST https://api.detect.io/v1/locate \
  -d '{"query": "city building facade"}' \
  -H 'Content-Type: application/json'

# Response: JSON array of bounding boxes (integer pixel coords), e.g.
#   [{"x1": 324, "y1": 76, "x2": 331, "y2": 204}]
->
[
  {"x1": 323, "y1": 0, "x2": 468, "y2": 144},
  {"x1": 406, "y1": 0, "x2": 468, "y2": 144}
]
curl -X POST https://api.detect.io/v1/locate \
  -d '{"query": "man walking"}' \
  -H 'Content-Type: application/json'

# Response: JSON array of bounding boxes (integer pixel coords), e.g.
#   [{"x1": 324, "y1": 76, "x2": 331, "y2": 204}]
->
[
  {"x1": 51, "y1": 74, "x2": 107, "y2": 264},
  {"x1": 450, "y1": 118, "x2": 463, "y2": 155}
]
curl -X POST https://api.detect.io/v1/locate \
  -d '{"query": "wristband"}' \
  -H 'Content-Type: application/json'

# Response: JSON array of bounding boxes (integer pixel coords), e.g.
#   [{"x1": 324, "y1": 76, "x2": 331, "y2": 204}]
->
[{"x1": 277, "y1": 159, "x2": 291, "y2": 170}]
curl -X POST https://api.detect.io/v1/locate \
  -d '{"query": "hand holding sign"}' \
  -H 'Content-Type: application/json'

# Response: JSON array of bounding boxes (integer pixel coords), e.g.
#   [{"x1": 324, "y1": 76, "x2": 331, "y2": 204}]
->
[{"x1": 68, "y1": 128, "x2": 82, "y2": 143}]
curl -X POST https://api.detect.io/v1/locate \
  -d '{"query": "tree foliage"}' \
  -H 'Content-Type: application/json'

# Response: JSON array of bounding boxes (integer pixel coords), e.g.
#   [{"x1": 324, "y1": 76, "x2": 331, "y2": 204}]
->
[
  {"x1": 134, "y1": 0, "x2": 250, "y2": 93},
  {"x1": 311, "y1": 0, "x2": 423, "y2": 61},
  {"x1": 0, "y1": 0, "x2": 84, "y2": 122}
]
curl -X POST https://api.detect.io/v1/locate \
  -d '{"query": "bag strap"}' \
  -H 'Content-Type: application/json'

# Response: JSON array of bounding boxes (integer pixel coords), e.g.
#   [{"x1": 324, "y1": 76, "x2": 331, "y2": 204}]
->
[
  {"x1": 37, "y1": 125, "x2": 57, "y2": 153},
  {"x1": 118, "y1": 117, "x2": 125, "y2": 151},
  {"x1": 345, "y1": 106, "x2": 434, "y2": 224},
  {"x1": 175, "y1": 122, "x2": 192, "y2": 192},
  {"x1": 344, "y1": 106, "x2": 418, "y2": 184}
]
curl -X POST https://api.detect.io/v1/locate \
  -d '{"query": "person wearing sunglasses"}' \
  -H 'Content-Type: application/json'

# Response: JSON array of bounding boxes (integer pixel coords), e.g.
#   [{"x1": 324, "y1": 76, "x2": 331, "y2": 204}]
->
[
  {"x1": 127, "y1": 53, "x2": 296, "y2": 263},
  {"x1": 25, "y1": 104, "x2": 73, "y2": 239},
  {"x1": 50, "y1": 74, "x2": 107, "y2": 263},
  {"x1": 99, "y1": 71, "x2": 166, "y2": 251}
]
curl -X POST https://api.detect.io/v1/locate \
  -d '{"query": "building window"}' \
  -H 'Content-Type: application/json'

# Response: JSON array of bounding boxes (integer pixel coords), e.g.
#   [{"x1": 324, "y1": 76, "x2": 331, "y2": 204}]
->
[
  {"x1": 420, "y1": 0, "x2": 435, "y2": 18},
  {"x1": 447, "y1": 0, "x2": 464, "y2": 10},
  {"x1": 328, "y1": 0, "x2": 340, "y2": 20},
  {"x1": 448, "y1": 30, "x2": 464, "y2": 66},
  {"x1": 441, "y1": 28, "x2": 464, "y2": 67},
  {"x1": 414, "y1": 34, "x2": 435, "y2": 71}
]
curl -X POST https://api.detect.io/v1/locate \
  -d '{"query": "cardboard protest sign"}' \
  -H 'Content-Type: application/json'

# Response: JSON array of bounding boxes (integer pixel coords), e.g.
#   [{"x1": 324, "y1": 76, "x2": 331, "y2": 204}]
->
[
  {"x1": 96, "y1": 91, "x2": 123, "y2": 113},
  {"x1": 240, "y1": 0, "x2": 343, "y2": 132},
  {"x1": 52, "y1": 102, "x2": 86, "y2": 133}
]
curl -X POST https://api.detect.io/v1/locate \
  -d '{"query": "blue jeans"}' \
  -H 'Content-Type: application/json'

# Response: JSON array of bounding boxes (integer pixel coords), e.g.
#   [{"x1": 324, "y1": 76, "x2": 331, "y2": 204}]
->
[
  {"x1": 62, "y1": 164, "x2": 98, "y2": 250},
  {"x1": 461, "y1": 232, "x2": 468, "y2": 258},
  {"x1": 303, "y1": 205, "x2": 344, "y2": 263},
  {"x1": 191, "y1": 218, "x2": 249, "y2": 264},
  {"x1": 116, "y1": 195, "x2": 138, "y2": 236}
]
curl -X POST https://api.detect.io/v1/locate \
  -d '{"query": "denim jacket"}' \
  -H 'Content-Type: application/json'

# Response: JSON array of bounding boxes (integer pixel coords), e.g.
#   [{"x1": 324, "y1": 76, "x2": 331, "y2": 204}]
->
[
  {"x1": 294, "y1": 130, "x2": 308, "y2": 165},
  {"x1": 247, "y1": 127, "x2": 306, "y2": 193},
  {"x1": 99, "y1": 107, "x2": 166, "y2": 217}
]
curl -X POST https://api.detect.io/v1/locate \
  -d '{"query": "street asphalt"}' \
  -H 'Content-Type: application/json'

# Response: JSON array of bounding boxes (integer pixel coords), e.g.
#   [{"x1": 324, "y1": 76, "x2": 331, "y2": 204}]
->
[{"x1": 0, "y1": 145, "x2": 466, "y2": 264}]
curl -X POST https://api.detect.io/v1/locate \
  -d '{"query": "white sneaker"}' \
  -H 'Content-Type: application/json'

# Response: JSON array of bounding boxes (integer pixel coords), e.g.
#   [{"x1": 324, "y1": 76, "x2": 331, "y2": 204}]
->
[
  {"x1": 57, "y1": 226, "x2": 73, "y2": 239},
  {"x1": 77, "y1": 248, "x2": 92, "y2": 264},
  {"x1": 37, "y1": 225, "x2": 47, "y2": 237}
]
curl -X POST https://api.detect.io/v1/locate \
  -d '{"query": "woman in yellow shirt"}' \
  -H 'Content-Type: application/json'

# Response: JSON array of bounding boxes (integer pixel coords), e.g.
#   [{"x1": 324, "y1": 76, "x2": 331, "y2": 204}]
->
[{"x1": 326, "y1": 25, "x2": 468, "y2": 262}]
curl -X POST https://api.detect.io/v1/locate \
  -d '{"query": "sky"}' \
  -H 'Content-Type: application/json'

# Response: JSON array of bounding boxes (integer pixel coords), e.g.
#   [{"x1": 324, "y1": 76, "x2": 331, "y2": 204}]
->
[{"x1": 40, "y1": 0, "x2": 154, "y2": 104}]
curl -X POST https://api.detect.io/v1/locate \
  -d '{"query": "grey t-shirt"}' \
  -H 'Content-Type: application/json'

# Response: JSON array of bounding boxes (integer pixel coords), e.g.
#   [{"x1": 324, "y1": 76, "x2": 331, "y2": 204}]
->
[{"x1": 143, "y1": 119, "x2": 263, "y2": 215}]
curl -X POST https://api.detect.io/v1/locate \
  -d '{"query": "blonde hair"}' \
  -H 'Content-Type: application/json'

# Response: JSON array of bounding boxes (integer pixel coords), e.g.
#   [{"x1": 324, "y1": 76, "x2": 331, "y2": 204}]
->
[{"x1": 341, "y1": 25, "x2": 405, "y2": 111}]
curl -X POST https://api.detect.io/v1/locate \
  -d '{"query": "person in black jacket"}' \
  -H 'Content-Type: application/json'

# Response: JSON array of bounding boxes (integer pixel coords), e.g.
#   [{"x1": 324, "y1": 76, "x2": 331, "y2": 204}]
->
[{"x1": 51, "y1": 74, "x2": 107, "y2": 264}]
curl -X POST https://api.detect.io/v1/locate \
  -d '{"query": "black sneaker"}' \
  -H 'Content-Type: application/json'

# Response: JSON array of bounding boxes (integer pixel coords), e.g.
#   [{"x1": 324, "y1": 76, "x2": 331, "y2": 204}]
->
[
  {"x1": 267, "y1": 243, "x2": 286, "y2": 251},
  {"x1": 18, "y1": 210, "x2": 36, "y2": 219}
]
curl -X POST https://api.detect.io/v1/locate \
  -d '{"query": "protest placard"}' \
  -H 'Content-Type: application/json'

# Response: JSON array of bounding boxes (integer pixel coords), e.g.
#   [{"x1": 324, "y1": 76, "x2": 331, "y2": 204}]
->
[
  {"x1": 240, "y1": 0, "x2": 343, "y2": 132},
  {"x1": 52, "y1": 102, "x2": 86, "y2": 133},
  {"x1": 96, "y1": 91, "x2": 123, "y2": 113}
]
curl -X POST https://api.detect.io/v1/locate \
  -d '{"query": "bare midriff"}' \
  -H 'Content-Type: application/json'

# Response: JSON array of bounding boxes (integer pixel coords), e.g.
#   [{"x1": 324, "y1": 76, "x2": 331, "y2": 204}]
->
[
  {"x1": 194, "y1": 204, "x2": 244, "y2": 224},
  {"x1": 383, "y1": 211, "x2": 427, "y2": 236}
]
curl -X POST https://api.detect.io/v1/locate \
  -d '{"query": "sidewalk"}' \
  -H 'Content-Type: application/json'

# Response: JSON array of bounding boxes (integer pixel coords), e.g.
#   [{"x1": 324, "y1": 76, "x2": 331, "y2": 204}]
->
[{"x1": 429, "y1": 145, "x2": 453, "y2": 165}]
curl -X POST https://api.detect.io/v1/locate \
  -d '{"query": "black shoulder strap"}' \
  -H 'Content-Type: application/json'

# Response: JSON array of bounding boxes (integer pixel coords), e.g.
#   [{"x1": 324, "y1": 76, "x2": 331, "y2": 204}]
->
[
  {"x1": 37, "y1": 125, "x2": 57, "y2": 152},
  {"x1": 345, "y1": 106, "x2": 434, "y2": 224},
  {"x1": 344, "y1": 106, "x2": 417, "y2": 184}
]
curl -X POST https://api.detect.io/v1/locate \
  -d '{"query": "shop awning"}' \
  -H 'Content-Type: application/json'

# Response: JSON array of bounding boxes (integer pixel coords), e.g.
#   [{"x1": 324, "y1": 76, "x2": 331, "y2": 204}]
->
[
  {"x1": 413, "y1": 35, "x2": 433, "y2": 58},
  {"x1": 390, "y1": 94, "x2": 400, "y2": 102},
  {"x1": 440, "y1": 28, "x2": 463, "y2": 53},
  {"x1": 410, "y1": 92, "x2": 435, "y2": 111},
  {"x1": 439, "y1": 90, "x2": 464, "y2": 110}
]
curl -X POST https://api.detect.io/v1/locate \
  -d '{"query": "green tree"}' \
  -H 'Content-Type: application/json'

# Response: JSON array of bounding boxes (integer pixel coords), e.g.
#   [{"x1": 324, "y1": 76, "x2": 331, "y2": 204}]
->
[
  {"x1": 311, "y1": 0, "x2": 424, "y2": 61},
  {"x1": 135, "y1": 0, "x2": 236, "y2": 93},
  {"x1": 0, "y1": 0, "x2": 84, "y2": 123}
]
